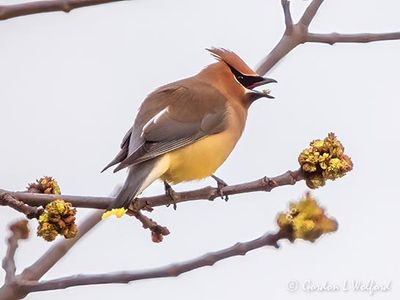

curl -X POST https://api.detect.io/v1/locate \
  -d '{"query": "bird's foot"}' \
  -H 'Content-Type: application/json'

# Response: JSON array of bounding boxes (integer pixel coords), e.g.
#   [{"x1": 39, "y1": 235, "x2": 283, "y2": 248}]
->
[
  {"x1": 212, "y1": 175, "x2": 229, "y2": 201},
  {"x1": 164, "y1": 181, "x2": 178, "y2": 210}
]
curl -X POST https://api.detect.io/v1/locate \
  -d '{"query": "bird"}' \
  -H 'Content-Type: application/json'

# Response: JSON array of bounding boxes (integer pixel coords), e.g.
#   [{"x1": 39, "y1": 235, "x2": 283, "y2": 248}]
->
[{"x1": 102, "y1": 48, "x2": 276, "y2": 214}]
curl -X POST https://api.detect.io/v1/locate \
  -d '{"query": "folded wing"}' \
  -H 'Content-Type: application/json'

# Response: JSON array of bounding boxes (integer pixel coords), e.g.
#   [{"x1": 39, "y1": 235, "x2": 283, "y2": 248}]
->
[{"x1": 102, "y1": 79, "x2": 229, "y2": 173}]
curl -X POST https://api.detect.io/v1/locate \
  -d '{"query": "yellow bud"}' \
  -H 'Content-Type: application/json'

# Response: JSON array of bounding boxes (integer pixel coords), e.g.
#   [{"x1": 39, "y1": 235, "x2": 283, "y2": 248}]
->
[{"x1": 311, "y1": 139, "x2": 324, "y2": 150}]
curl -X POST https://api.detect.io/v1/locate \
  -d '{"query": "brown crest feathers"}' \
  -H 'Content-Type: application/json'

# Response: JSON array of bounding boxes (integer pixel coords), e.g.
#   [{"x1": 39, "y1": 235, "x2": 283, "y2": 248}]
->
[{"x1": 206, "y1": 47, "x2": 258, "y2": 76}]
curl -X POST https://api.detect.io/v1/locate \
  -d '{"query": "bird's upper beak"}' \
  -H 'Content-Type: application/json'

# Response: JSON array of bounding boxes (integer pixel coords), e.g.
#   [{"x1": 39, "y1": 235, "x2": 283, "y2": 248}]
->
[{"x1": 247, "y1": 77, "x2": 277, "y2": 99}]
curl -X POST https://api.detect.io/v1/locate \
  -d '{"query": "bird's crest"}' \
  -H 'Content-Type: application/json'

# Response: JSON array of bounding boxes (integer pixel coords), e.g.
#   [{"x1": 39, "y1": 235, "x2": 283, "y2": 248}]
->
[{"x1": 206, "y1": 47, "x2": 258, "y2": 76}]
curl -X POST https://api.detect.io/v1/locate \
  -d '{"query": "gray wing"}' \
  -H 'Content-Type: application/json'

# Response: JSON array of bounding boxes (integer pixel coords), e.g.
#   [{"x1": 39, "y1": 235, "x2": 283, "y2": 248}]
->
[
  {"x1": 101, "y1": 127, "x2": 132, "y2": 172},
  {"x1": 102, "y1": 79, "x2": 229, "y2": 173}
]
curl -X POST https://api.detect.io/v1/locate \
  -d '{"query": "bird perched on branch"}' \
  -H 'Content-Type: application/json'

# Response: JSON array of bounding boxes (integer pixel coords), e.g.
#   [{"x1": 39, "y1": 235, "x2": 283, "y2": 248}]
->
[{"x1": 102, "y1": 48, "x2": 276, "y2": 215}]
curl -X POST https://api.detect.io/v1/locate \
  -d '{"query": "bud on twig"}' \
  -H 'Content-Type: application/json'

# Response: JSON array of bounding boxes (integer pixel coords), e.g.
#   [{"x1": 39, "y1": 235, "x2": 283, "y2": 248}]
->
[{"x1": 298, "y1": 133, "x2": 353, "y2": 188}]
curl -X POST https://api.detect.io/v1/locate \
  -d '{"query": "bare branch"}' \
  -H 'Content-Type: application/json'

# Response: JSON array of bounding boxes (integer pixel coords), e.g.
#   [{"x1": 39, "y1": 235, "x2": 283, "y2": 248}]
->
[
  {"x1": 133, "y1": 170, "x2": 304, "y2": 210},
  {"x1": 5, "y1": 169, "x2": 305, "y2": 211},
  {"x1": 2, "y1": 220, "x2": 29, "y2": 283},
  {"x1": 20, "y1": 210, "x2": 103, "y2": 281},
  {"x1": 299, "y1": 0, "x2": 324, "y2": 27},
  {"x1": 0, "y1": 0, "x2": 128, "y2": 21},
  {"x1": 281, "y1": 0, "x2": 293, "y2": 34},
  {"x1": 0, "y1": 191, "x2": 43, "y2": 219},
  {"x1": 255, "y1": 0, "x2": 400, "y2": 75},
  {"x1": 0, "y1": 189, "x2": 119, "y2": 300},
  {"x1": 0, "y1": 214, "x2": 101, "y2": 300},
  {"x1": 307, "y1": 31, "x2": 400, "y2": 45},
  {"x1": 255, "y1": 0, "x2": 322, "y2": 75},
  {"x1": 20, "y1": 230, "x2": 288, "y2": 293},
  {"x1": 129, "y1": 211, "x2": 170, "y2": 243},
  {"x1": 2, "y1": 234, "x2": 18, "y2": 283},
  {"x1": 255, "y1": 33, "x2": 300, "y2": 75},
  {"x1": 2, "y1": 249, "x2": 17, "y2": 284},
  {"x1": 5, "y1": 191, "x2": 111, "y2": 210}
]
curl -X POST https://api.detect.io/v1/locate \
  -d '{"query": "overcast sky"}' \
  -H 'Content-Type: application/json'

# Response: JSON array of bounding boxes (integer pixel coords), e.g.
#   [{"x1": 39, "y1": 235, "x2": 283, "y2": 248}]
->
[{"x1": 1, "y1": 0, "x2": 400, "y2": 299}]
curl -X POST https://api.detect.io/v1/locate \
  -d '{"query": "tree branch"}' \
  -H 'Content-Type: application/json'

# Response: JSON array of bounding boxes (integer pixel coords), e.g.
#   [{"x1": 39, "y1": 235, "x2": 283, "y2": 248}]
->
[
  {"x1": 0, "y1": 191, "x2": 43, "y2": 219},
  {"x1": 2, "y1": 229, "x2": 19, "y2": 283},
  {"x1": 0, "y1": 214, "x2": 101, "y2": 300},
  {"x1": 134, "y1": 169, "x2": 304, "y2": 210},
  {"x1": 2, "y1": 221, "x2": 29, "y2": 285},
  {"x1": 0, "y1": 0, "x2": 128, "y2": 21},
  {"x1": 299, "y1": 0, "x2": 324, "y2": 27},
  {"x1": 128, "y1": 211, "x2": 170, "y2": 243},
  {"x1": 20, "y1": 210, "x2": 103, "y2": 281},
  {"x1": 281, "y1": 0, "x2": 293, "y2": 35},
  {"x1": 2, "y1": 235, "x2": 17, "y2": 283},
  {"x1": 19, "y1": 229, "x2": 288, "y2": 293},
  {"x1": 255, "y1": 0, "x2": 400, "y2": 75},
  {"x1": 4, "y1": 169, "x2": 305, "y2": 211},
  {"x1": 307, "y1": 31, "x2": 400, "y2": 45}
]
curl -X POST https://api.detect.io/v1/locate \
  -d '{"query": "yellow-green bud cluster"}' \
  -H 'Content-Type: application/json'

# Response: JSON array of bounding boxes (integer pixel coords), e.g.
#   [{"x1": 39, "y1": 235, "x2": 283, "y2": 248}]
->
[
  {"x1": 37, "y1": 199, "x2": 77, "y2": 241},
  {"x1": 298, "y1": 133, "x2": 353, "y2": 188},
  {"x1": 277, "y1": 193, "x2": 338, "y2": 242}
]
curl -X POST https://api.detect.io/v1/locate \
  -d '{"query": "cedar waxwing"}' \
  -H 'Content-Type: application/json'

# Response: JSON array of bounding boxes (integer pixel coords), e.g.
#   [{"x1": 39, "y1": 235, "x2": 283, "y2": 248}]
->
[{"x1": 102, "y1": 48, "x2": 276, "y2": 211}]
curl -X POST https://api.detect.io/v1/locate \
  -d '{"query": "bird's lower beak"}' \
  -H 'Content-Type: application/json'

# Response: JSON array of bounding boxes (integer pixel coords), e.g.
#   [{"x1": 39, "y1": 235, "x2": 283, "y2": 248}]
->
[
  {"x1": 251, "y1": 77, "x2": 278, "y2": 87},
  {"x1": 248, "y1": 77, "x2": 277, "y2": 100}
]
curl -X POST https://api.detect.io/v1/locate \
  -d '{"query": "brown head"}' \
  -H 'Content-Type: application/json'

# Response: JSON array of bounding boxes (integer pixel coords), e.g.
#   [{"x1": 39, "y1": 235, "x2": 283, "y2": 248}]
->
[{"x1": 204, "y1": 47, "x2": 277, "y2": 105}]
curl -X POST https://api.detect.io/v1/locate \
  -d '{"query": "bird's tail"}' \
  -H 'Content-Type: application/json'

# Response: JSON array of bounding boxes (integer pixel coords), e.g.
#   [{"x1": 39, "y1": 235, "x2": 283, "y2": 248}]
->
[{"x1": 108, "y1": 160, "x2": 157, "y2": 210}]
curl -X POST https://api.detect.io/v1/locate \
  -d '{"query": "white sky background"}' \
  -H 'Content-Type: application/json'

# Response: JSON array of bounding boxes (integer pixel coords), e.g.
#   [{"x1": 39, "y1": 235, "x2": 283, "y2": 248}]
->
[{"x1": 1, "y1": 0, "x2": 399, "y2": 299}]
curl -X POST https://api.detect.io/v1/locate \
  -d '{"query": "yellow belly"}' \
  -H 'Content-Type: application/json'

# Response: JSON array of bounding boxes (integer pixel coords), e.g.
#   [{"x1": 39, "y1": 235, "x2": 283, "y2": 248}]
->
[{"x1": 160, "y1": 131, "x2": 238, "y2": 184}]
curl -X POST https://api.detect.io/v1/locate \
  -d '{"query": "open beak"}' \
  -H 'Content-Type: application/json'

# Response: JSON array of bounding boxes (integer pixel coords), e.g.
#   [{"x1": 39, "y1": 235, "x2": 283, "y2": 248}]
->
[{"x1": 247, "y1": 77, "x2": 277, "y2": 99}]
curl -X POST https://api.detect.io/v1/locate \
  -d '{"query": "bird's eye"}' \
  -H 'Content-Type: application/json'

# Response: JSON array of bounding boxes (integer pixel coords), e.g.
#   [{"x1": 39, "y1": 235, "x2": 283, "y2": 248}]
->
[{"x1": 237, "y1": 76, "x2": 244, "y2": 80}]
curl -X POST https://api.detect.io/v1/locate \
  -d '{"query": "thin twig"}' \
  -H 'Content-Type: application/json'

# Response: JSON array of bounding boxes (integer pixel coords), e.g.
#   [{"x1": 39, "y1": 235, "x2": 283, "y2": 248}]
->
[
  {"x1": 2, "y1": 220, "x2": 29, "y2": 283},
  {"x1": 2, "y1": 241, "x2": 17, "y2": 283},
  {"x1": 0, "y1": 191, "x2": 43, "y2": 219},
  {"x1": 299, "y1": 0, "x2": 324, "y2": 27},
  {"x1": 19, "y1": 230, "x2": 288, "y2": 293},
  {"x1": 5, "y1": 192, "x2": 111, "y2": 210},
  {"x1": 129, "y1": 211, "x2": 170, "y2": 243},
  {"x1": 0, "y1": 0, "x2": 128, "y2": 21},
  {"x1": 133, "y1": 170, "x2": 303, "y2": 210},
  {"x1": 255, "y1": 0, "x2": 400, "y2": 75},
  {"x1": 2, "y1": 234, "x2": 18, "y2": 283},
  {"x1": 4, "y1": 169, "x2": 305, "y2": 211},
  {"x1": 281, "y1": 0, "x2": 293, "y2": 35},
  {"x1": 307, "y1": 32, "x2": 400, "y2": 45}
]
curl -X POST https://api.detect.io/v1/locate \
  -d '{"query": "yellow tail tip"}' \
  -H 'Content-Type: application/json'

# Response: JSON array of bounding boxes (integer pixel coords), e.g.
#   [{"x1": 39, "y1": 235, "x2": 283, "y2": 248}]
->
[{"x1": 102, "y1": 208, "x2": 127, "y2": 220}]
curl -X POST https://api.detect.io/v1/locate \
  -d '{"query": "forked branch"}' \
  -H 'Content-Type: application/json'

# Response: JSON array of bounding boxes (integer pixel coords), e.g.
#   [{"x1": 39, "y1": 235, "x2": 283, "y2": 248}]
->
[{"x1": 256, "y1": 0, "x2": 400, "y2": 75}]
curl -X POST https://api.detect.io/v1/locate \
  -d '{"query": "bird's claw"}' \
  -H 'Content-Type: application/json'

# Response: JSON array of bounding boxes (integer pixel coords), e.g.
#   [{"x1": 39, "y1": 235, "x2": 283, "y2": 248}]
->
[
  {"x1": 164, "y1": 181, "x2": 178, "y2": 210},
  {"x1": 212, "y1": 175, "x2": 229, "y2": 201}
]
